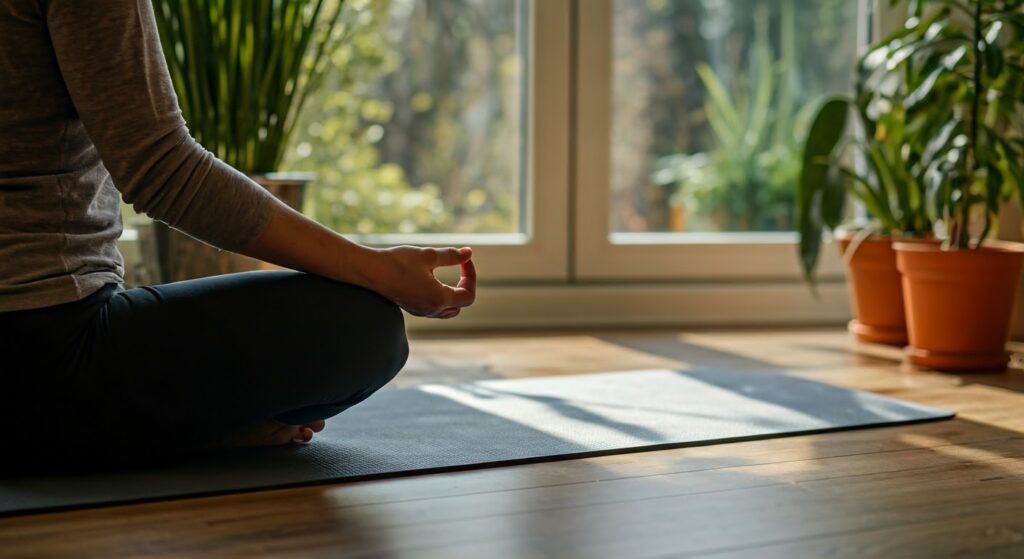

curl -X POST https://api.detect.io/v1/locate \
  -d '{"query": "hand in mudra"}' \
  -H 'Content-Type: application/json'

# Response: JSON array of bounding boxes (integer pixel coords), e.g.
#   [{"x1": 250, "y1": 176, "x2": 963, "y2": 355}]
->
[{"x1": 374, "y1": 246, "x2": 477, "y2": 319}]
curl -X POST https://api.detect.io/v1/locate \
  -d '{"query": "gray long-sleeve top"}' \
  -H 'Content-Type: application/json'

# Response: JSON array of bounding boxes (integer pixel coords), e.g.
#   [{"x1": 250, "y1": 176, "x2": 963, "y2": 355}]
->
[{"x1": 0, "y1": 0, "x2": 275, "y2": 311}]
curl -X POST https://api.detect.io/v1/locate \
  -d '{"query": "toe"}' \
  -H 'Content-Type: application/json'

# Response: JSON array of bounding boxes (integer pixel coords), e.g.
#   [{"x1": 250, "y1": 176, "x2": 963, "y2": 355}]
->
[
  {"x1": 292, "y1": 426, "x2": 314, "y2": 444},
  {"x1": 223, "y1": 421, "x2": 309, "y2": 448},
  {"x1": 275, "y1": 425, "x2": 303, "y2": 445},
  {"x1": 307, "y1": 420, "x2": 326, "y2": 433}
]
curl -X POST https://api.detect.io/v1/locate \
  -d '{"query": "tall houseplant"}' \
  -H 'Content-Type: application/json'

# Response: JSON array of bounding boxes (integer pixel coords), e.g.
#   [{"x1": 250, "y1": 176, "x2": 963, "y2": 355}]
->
[
  {"x1": 803, "y1": 0, "x2": 1024, "y2": 368},
  {"x1": 150, "y1": 0, "x2": 347, "y2": 280},
  {"x1": 797, "y1": 34, "x2": 938, "y2": 345},
  {"x1": 882, "y1": 0, "x2": 1024, "y2": 371}
]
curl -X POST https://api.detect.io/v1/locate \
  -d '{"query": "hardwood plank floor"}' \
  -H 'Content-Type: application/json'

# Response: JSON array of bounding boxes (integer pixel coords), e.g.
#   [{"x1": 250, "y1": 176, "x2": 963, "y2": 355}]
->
[{"x1": 2, "y1": 328, "x2": 1023, "y2": 558}]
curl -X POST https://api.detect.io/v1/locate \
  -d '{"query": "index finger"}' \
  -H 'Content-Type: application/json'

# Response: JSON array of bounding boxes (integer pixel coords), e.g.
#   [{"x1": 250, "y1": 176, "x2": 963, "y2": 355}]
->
[
  {"x1": 438, "y1": 257, "x2": 477, "y2": 311},
  {"x1": 431, "y1": 246, "x2": 473, "y2": 268}
]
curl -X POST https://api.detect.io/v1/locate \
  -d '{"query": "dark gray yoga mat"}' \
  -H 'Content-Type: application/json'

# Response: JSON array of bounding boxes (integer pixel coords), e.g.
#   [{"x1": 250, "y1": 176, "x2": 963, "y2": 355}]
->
[{"x1": 0, "y1": 369, "x2": 953, "y2": 515}]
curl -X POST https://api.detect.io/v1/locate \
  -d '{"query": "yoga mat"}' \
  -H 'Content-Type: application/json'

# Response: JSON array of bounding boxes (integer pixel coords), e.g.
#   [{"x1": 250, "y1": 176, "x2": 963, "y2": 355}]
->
[{"x1": 0, "y1": 369, "x2": 953, "y2": 516}]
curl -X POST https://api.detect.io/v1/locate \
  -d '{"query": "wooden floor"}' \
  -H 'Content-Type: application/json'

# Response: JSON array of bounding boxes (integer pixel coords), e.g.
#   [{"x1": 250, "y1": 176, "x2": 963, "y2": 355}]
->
[{"x1": 3, "y1": 328, "x2": 1024, "y2": 558}]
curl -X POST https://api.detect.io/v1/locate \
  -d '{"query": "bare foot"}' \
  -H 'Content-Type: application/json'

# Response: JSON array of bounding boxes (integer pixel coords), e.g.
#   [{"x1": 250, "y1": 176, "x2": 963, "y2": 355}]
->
[{"x1": 229, "y1": 419, "x2": 327, "y2": 448}]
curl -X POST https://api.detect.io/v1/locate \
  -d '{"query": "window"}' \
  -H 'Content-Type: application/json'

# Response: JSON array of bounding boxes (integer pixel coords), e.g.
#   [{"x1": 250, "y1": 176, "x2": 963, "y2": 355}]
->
[
  {"x1": 609, "y1": 0, "x2": 861, "y2": 235},
  {"x1": 288, "y1": 0, "x2": 528, "y2": 236},
  {"x1": 286, "y1": 0, "x2": 569, "y2": 281},
  {"x1": 282, "y1": 0, "x2": 873, "y2": 324},
  {"x1": 281, "y1": 0, "x2": 865, "y2": 284},
  {"x1": 123, "y1": 1, "x2": 888, "y2": 326},
  {"x1": 575, "y1": 0, "x2": 866, "y2": 281}
]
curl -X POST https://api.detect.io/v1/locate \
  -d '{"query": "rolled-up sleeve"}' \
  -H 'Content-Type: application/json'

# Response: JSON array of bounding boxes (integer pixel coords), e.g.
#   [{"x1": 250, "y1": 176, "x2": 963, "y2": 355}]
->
[{"x1": 44, "y1": 0, "x2": 274, "y2": 251}]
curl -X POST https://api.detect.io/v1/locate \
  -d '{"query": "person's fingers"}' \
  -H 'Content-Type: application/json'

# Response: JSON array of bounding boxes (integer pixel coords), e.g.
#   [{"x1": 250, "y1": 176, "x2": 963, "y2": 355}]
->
[
  {"x1": 430, "y1": 259, "x2": 477, "y2": 311},
  {"x1": 431, "y1": 246, "x2": 473, "y2": 267},
  {"x1": 438, "y1": 308, "x2": 461, "y2": 319},
  {"x1": 458, "y1": 259, "x2": 477, "y2": 291},
  {"x1": 445, "y1": 286, "x2": 475, "y2": 308}
]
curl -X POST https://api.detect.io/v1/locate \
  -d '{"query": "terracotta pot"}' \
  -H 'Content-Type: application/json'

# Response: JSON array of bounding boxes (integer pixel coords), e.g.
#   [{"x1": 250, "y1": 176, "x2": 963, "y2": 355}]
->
[
  {"x1": 894, "y1": 240, "x2": 1024, "y2": 372},
  {"x1": 837, "y1": 235, "x2": 908, "y2": 346},
  {"x1": 997, "y1": 198, "x2": 1024, "y2": 341},
  {"x1": 252, "y1": 171, "x2": 315, "y2": 213}
]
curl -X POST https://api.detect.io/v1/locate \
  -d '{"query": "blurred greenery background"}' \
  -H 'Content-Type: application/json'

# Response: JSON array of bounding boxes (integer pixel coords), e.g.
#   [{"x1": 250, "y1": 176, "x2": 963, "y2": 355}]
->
[
  {"x1": 283, "y1": 0, "x2": 524, "y2": 235},
  {"x1": 615, "y1": 0, "x2": 860, "y2": 233}
]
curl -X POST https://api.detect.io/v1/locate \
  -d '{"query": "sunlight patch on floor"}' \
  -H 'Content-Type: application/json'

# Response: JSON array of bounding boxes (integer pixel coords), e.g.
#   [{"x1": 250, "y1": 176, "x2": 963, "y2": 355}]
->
[{"x1": 402, "y1": 335, "x2": 686, "y2": 387}]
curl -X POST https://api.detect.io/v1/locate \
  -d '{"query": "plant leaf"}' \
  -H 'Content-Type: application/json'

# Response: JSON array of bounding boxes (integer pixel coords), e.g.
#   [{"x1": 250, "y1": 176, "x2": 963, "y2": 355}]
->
[
  {"x1": 696, "y1": 63, "x2": 743, "y2": 149},
  {"x1": 986, "y1": 163, "x2": 1003, "y2": 214},
  {"x1": 797, "y1": 97, "x2": 850, "y2": 285},
  {"x1": 821, "y1": 164, "x2": 847, "y2": 230}
]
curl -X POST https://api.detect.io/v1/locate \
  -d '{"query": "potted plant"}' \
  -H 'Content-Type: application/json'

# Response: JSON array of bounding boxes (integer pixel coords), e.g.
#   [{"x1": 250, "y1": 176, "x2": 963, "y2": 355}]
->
[
  {"x1": 870, "y1": 0, "x2": 1024, "y2": 371},
  {"x1": 654, "y1": 3, "x2": 804, "y2": 234},
  {"x1": 797, "y1": 46, "x2": 937, "y2": 346},
  {"x1": 149, "y1": 0, "x2": 346, "y2": 281}
]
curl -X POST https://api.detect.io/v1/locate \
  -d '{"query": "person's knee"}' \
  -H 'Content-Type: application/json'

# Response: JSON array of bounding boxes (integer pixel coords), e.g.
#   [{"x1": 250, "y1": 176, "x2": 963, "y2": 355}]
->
[
  {"x1": 267, "y1": 291, "x2": 408, "y2": 424},
  {"x1": 325, "y1": 283, "x2": 408, "y2": 384},
  {"x1": 297, "y1": 278, "x2": 409, "y2": 391},
  {"x1": 372, "y1": 298, "x2": 409, "y2": 388}
]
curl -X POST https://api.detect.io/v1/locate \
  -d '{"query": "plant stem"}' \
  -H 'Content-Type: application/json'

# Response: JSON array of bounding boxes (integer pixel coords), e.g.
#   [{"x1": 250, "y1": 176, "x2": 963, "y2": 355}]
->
[{"x1": 962, "y1": 0, "x2": 983, "y2": 249}]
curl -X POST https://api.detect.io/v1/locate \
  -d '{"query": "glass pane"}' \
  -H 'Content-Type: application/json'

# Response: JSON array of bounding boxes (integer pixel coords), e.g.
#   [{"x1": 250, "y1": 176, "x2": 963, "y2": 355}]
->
[
  {"x1": 610, "y1": 0, "x2": 860, "y2": 233},
  {"x1": 286, "y1": 0, "x2": 527, "y2": 235}
]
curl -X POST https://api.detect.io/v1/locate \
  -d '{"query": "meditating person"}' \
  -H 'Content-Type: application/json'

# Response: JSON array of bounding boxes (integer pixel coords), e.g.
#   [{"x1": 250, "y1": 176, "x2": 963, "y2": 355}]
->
[{"x1": 0, "y1": 0, "x2": 476, "y2": 471}]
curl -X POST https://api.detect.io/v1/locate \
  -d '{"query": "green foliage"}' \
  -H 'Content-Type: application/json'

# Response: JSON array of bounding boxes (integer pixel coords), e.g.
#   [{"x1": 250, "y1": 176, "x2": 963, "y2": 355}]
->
[
  {"x1": 152, "y1": 0, "x2": 346, "y2": 173},
  {"x1": 284, "y1": 0, "x2": 521, "y2": 234},
  {"x1": 797, "y1": 97, "x2": 848, "y2": 285},
  {"x1": 796, "y1": 0, "x2": 1024, "y2": 282},
  {"x1": 280, "y1": 0, "x2": 450, "y2": 234},
  {"x1": 863, "y1": 0, "x2": 1024, "y2": 248},
  {"x1": 652, "y1": 1, "x2": 808, "y2": 232},
  {"x1": 152, "y1": 0, "x2": 519, "y2": 234},
  {"x1": 796, "y1": 94, "x2": 937, "y2": 283}
]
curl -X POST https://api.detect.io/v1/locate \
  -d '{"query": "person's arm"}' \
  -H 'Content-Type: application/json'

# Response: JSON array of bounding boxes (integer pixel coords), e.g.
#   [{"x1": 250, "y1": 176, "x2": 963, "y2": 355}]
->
[
  {"x1": 246, "y1": 200, "x2": 476, "y2": 319},
  {"x1": 45, "y1": 0, "x2": 474, "y2": 318}
]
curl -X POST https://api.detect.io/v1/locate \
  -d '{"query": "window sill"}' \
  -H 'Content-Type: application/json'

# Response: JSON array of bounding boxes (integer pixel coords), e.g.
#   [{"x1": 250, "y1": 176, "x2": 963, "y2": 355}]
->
[{"x1": 403, "y1": 280, "x2": 850, "y2": 332}]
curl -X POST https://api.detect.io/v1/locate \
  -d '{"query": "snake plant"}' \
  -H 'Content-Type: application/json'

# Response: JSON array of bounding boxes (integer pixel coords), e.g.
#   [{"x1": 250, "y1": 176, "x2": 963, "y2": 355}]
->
[
  {"x1": 654, "y1": 0, "x2": 804, "y2": 232},
  {"x1": 152, "y1": 0, "x2": 347, "y2": 173}
]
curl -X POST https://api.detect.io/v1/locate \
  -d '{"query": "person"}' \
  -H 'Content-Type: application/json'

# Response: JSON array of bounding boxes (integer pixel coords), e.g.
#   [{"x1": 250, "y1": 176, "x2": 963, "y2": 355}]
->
[{"x1": 0, "y1": 0, "x2": 476, "y2": 471}]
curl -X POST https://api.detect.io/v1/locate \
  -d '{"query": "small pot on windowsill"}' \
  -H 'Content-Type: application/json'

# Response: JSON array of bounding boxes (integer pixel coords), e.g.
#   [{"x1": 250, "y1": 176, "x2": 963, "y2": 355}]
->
[
  {"x1": 895, "y1": 239, "x2": 1024, "y2": 372},
  {"x1": 153, "y1": 172, "x2": 316, "y2": 283},
  {"x1": 836, "y1": 232, "x2": 908, "y2": 346},
  {"x1": 250, "y1": 172, "x2": 316, "y2": 213}
]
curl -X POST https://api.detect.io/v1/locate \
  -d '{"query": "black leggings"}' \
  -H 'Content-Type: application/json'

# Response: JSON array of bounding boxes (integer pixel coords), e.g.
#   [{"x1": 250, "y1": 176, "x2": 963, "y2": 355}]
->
[{"x1": 0, "y1": 271, "x2": 408, "y2": 471}]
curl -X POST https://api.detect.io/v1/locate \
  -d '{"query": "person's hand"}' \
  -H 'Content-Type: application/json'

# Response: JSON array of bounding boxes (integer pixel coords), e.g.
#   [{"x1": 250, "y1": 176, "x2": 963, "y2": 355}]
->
[{"x1": 370, "y1": 246, "x2": 477, "y2": 319}]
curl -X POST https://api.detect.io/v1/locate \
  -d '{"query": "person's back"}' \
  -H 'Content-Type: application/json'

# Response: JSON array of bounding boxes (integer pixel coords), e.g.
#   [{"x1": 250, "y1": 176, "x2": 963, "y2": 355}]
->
[
  {"x1": 0, "y1": 0, "x2": 122, "y2": 309},
  {"x1": 0, "y1": 0, "x2": 476, "y2": 472},
  {"x1": 0, "y1": 0, "x2": 272, "y2": 312}
]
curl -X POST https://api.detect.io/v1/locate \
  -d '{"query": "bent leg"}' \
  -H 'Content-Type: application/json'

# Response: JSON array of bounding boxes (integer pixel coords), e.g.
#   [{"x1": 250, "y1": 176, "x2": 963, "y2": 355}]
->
[{"x1": 67, "y1": 271, "x2": 408, "y2": 466}]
